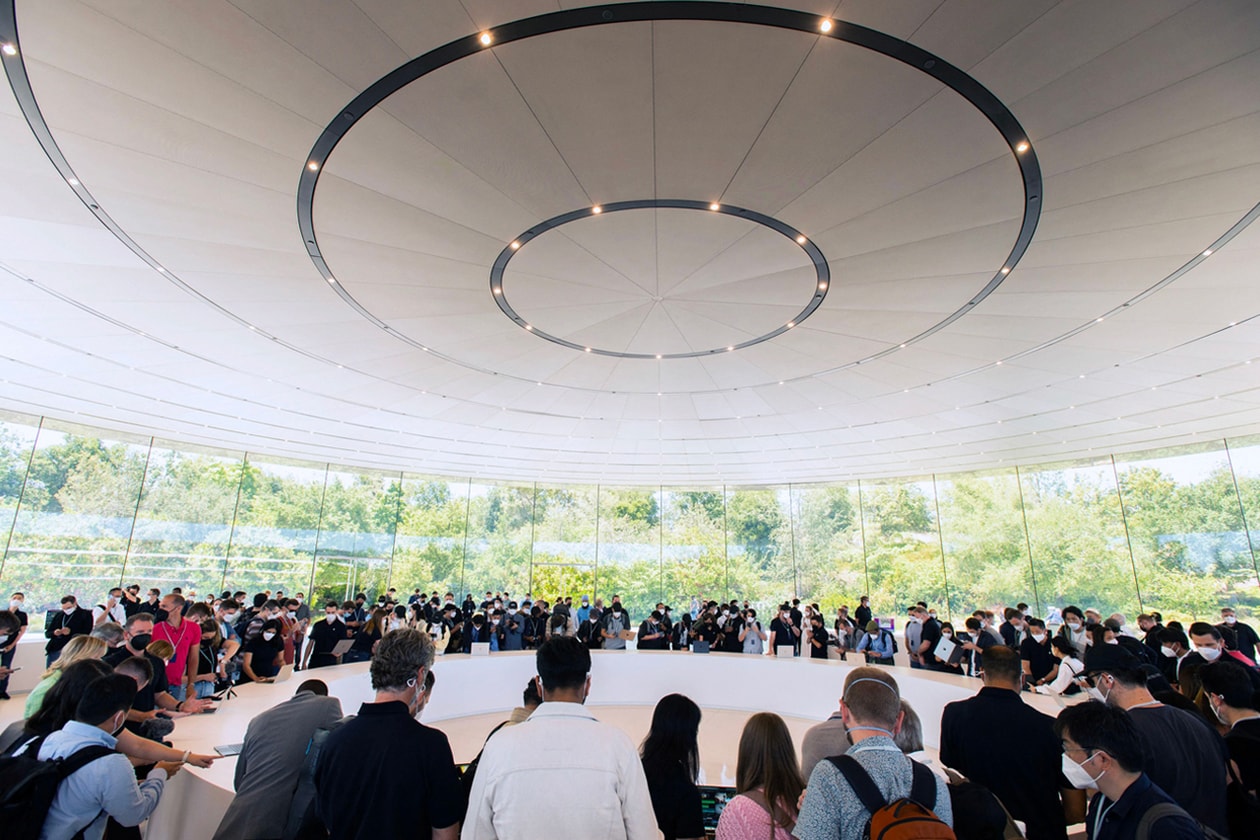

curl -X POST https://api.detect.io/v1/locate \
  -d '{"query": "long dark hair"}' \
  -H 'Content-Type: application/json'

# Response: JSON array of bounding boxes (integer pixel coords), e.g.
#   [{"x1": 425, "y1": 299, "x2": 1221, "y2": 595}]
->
[
  {"x1": 735, "y1": 712, "x2": 804, "y2": 831},
  {"x1": 641, "y1": 693, "x2": 701, "y2": 782},
  {"x1": 27, "y1": 659, "x2": 114, "y2": 736}
]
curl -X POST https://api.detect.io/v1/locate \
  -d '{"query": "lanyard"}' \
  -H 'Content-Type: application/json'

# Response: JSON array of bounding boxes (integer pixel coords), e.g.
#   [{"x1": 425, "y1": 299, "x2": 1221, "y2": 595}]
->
[{"x1": 1093, "y1": 797, "x2": 1117, "y2": 837}]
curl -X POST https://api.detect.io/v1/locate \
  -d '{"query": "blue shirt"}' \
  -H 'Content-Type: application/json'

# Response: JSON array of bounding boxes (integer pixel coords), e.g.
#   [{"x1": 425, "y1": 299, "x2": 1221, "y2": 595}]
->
[
  {"x1": 856, "y1": 631, "x2": 894, "y2": 658},
  {"x1": 35, "y1": 720, "x2": 166, "y2": 840}
]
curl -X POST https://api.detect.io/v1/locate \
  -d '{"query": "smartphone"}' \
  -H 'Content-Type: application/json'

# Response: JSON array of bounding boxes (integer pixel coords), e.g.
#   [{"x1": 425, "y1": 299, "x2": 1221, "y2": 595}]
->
[{"x1": 202, "y1": 705, "x2": 218, "y2": 714}]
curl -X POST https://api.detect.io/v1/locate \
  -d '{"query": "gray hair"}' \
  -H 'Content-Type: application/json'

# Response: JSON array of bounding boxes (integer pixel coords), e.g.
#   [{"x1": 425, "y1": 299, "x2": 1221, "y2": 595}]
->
[
  {"x1": 91, "y1": 622, "x2": 125, "y2": 646},
  {"x1": 369, "y1": 628, "x2": 434, "y2": 692},
  {"x1": 893, "y1": 699, "x2": 924, "y2": 754}
]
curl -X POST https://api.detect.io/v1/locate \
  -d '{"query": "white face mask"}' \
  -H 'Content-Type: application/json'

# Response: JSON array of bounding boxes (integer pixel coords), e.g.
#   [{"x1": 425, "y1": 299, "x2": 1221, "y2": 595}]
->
[
  {"x1": 223, "y1": 612, "x2": 237, "y2": 622},
  {"x1": 287, "y1": 611, "x2": 297, "y2": 620},
  {"x1": 1061, "y1": 753, "x2": 1103, "y2": 790},
  {"x1": 1031, "y1": 633, "x2": 1046, "y2": 643},
  {"x1": 1067, "y1": 622, "x2": 1081, "y2": 631},
  {"x1": 1199, "y1": 647, "x2": 1222, "y2": 662},
  {"x1": 63, "y1": 606, "x2": 76, "y2": 615},
  {"x1": 0, "y1": 634, "x2": 7, "y2": 645},
  {"x1": 942, "y1": 631, "x2": 952, "y2": 638},
  {"x1": 1225, "y1": 616, "x2": 1237, "y2": 625},
  {"x1": 327, "y1": 613, "x2": 340, "y2": 623},
  {"x1": 9, "y1": 600, "x2": 21, "y2": 611},
  {"x1": 263, "y1": 631, "x2": 276, "y2": 641},
  {"x1": 1160, "y1": 645, "x2": 1175, "y2": 658}
]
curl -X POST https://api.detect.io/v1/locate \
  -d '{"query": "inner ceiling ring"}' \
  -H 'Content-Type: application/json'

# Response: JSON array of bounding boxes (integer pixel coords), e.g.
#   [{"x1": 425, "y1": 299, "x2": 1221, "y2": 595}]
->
[
  {"x1": 296, "y1": 1, "x2": 1043, "y2": 378},
  {"x1": 490, "y1": 199, "x2": 830, "y2": 359}
]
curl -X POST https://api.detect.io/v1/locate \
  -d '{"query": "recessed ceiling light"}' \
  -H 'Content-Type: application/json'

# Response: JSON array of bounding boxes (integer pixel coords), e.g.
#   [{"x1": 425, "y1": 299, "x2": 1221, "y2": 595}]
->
[
  {"x1": 709, "y1": 202, "x2": 720, "y2": 211},
  {"x1": 524, "y1": 324, "x2": 533, "y2": 331},
  {"x1": 1202, "y1": 249, "x2": 1213, "y2": 256},
  {"x1": 493, "y1": 287, "x2": 502, "y2": 295},
  {"x1": 327, "y1": 277, "x2": 337, "y2": 284},
  {"x1": 1, "y1": 43, "x2": 16, "y2": 56},
  {"x1": 795, "y1": 235, "x2": 806, "y2": 244},
  {"x1": 156, "y1": 266, "x2": 166, "y2": 273},
  {"x1": 1096, "y1": 317, "x2": 1104, "y2": 323},
  {"x1": 584, "y1": 347, "x2": 592, "y2": 353},
  {"x1": 818, "y1": 282, "x2": 827, "y2": 290},
  {"x1": 995, "y1": 360, "x2": 1003, "y2": 365},
  {"x1": 727, "y1": 346, "x2": 735, "y2": 351},
  {"x1": 479, "y1": 32, "x2": 493, "y2": 46},
  {"x1": 787, "y1": 321, "x2": 795, "y2": 328},
  {"x1": 1015, "y1": 142, "x2": 1029, "y2": 153},
  {"x1": 655, "y1": 354, "x2": 662, "y2": 359},
  {"x1": 509, "y1": 241, "x2": 521, "y2": 250},
  {"x1": 591, "y1": 205, "x2": 602, "y2": 214},
  {"x1": 307, "y1": 161, "x2": 319, "y2": 171},
  {"x1": 67, "y1": 177, "x2": 79, "y2": 186},
  {"x1": 1000, "y1": 267, "x2": 1010, "y2": 275},
  {"x1": 899, "y1": 343, "x2": 907, "y2": 348},
  {"x1": 819, "y1": 19, "x2": 833, "y2": 33}
]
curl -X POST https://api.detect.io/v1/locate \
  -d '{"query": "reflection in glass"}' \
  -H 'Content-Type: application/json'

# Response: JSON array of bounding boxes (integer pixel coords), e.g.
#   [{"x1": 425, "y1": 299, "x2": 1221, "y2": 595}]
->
[
  {"x1": 662, "y1": 489, "x2": 727, "y2": 613},
  {"x1": 311, "y1": 467, "x2": 399, "y2": 606},
  {"x1": 463, "y1": 481, "x2": 534, "y2": 599},
  {"x1": 859, "y1": 477, "x2": 947, "y2": 620},
  {"x1": 1019, "y1": 458, "x2": 1137, "y2": 619},
  {"x1": 227, "y1": 456, "x2": 327, "y2": 597},
  {"x1": 726, "y1": 487, "x2": 792, "y2": 610},
  {"x1": 4, "y1": 420, "x2": 148, "y2": 627},
  {"x1": 598, "y1": 487, "x2": 662, "y2": 619},
  {"x1": 791, "y1": 483, "x2": 865, "y2": 611},
  {"x1": 392, "y1": 476, "x2": 469, "y2": 598},
  {"x1": 124, "y1": 441, "x2": 244, "y2": 598},
  {"x1": 935, "y1": 470, "x2": 1036, "y2": 618},
  {"x1": 0, "y1": 411, "x2": 40, "y2": 565}
]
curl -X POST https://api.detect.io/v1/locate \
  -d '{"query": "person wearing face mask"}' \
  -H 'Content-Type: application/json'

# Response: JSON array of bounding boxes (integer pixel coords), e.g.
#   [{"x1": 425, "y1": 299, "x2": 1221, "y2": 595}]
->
[
  {"x1": 1200, "y1": 659, "x2": 1260, "y2": 814},
  {"x1": 32, "y1": 673, "x2": 182, "y2": 840},
  {"x1": 854, "y1": 621, "x2": 895, "y2": 666},
  {"x1": 795, "y1": 668, "x2": 953, "y2": 839},
  {"x1": 193, "y1": 618, "x2": 237, "y2": 698},
  {"x1": 302, "y1": 601, "x2": 349, "y2": 670},
  {"x1": 903, "y1": 607, "x2": 923, "y2": 669},
  {"x1": 1214, "y1": 607, "x2": 1254, "y2": 664},
  {"x1": 941, "y1": 646, "x2": 1069, "y2": 840},
  {"x1": 0, "y1": 596, "x2": 27, "y2": 699},
  {"x1": 1054, "y1": 701, "x2": 1201, "y2": 839},
  {"x1": 768, "y1": 604, "x2": 801, "y2": 657},
  {"x1": 1035, "y1": 638, "x2": 1086, "y2": 695},
  {"x1": 1056, "y1": 606, "x2": 1089, "y2": 659},
  {"x1": 45, "y1": 594, "x2": 94, "y2": 667},
  {"x1": 1000, "y1": 607, "x2": 1027, "y2": 648},
  {"x1": 315, "y1": 629, "x2": 461, "y2": 840},
  {"x1": 601, "y1": 602, "x2": 630, "y2": 650},
  {"x1": 241, "y1": 619, "x2": 285, "y2": 683},
  {"x1": 928, "y1": 621, "x2": 962, "y2": 674},
  {"x1": 807, "y1": 615, "x2": 831, "y2": 660},
  {"x1": 1086, "y1": 664, "x2": 1230, "y2": 834}
]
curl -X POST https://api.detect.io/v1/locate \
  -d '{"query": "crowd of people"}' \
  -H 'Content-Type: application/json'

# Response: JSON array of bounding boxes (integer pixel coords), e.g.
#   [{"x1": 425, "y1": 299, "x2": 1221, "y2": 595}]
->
[{"x1": 3, "y1": 582, "x2": 1260, "y2": 839}]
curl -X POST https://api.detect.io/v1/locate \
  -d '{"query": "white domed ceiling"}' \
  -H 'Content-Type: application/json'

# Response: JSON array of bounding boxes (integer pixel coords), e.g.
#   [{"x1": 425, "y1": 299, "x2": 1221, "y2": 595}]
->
[{"x1": 0, "y1": 0, "x2": 1258, "y2": 485}]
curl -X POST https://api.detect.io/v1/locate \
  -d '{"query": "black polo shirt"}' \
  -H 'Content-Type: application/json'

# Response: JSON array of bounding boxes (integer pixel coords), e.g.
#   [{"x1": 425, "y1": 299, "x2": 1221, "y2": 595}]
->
[
  {"x1": 1085, "y1": 773, "x2": 1201, "y2": 840},
  {"x1": 315, "y1": 701, "x2": 461, "y2": 839},
  {"x1": 102, "y1": 649, "x2": 169, "y2": 715},
  {"x1": 1020, "y1": 636, "x2": 1056, "y2": 682},
  {"x1": 809, "y1": 625, "x2": 830, "y2": 658}
]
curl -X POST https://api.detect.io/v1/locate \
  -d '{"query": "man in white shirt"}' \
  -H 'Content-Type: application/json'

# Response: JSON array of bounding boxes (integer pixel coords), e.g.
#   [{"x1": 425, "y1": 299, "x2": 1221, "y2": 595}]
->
[
  {"x1": 92, "y1": 588, "x2": 128, "y2": 628},
  {"x1": 462, "y1": 637, "x2": 656, "y2": 840}
]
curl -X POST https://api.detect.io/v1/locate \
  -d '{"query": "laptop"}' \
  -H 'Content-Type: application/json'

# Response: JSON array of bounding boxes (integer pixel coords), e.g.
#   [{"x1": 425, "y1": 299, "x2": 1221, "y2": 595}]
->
[
  {"x1": 692, "y1": 640, "x2": 710, "y2": 654},
  {"x1": 214, "y1": 743, "x2": 244, "y2": 757},
  {"x1": 699, "y1": 786, "x2": 735, "y2": 837},
  {"x1": 274, "y1": 663, "x2": 295, "y2": 683}
]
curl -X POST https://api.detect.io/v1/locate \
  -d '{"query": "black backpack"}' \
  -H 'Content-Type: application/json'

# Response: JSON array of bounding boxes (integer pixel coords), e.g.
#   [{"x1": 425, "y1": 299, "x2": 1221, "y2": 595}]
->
[{"x1": 0, "y1": 735, "x2": 116, "y2": 840}]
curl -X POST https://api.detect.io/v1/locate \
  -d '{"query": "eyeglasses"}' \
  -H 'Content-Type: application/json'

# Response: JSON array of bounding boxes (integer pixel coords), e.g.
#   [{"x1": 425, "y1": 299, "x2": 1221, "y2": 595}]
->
[{"x1": 1060, "y1": 741, "x2": 1091, "y2": 756}]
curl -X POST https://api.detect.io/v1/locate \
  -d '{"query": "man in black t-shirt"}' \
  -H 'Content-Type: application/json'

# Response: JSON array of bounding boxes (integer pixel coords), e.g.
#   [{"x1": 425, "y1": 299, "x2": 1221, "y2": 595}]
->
[
  {"x1": 637, "y1": 612, "x2": 668, "y2": 650},
  {"x1": 302, "y1": 602, "x2": 349, "y2": 669},
  {"x1": 916, "y1": 607, "x2": 942, "y2": 668},
  {"x1": 1218, "y1": 606, "x2": 1260, "y2": 663},
  {"x1": 1201, "y1": 658, "x2": 1260, "y2": 808},
  {"x1": 854, "y1": 596, "x2": 872, "y2": 629},
  {"x1": 807, "y1": 616, "x2": 830, "y2": 659},
  {"x1": 315, "y1": 629, "x2": 460, "y2": 840},
  {"x1": 768, "y1": 604, "x2": 799, "y2": 656}
]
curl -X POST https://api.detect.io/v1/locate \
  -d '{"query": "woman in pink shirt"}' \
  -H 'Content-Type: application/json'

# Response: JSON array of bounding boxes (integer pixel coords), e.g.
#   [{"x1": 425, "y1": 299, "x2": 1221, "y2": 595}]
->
[{"x1": 715, "y1": 713, "x2": 804, "y2": 840}]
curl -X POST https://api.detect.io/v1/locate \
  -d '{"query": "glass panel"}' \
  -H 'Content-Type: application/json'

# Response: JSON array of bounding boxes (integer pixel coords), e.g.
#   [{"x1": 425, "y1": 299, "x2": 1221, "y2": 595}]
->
[
  {"x1": 0, "y1": 411, "x2": 40, "y2": 565},
  {"x1": 226, "y1": 456, "x2": 326, "y2": 598},
  {"x1": 1227, "y1": 436, "x2": 1260, "y2": 623},
  {"x1": 791, "y1": 483, "x2": 866, "y2": 611},
  {"x1": 123, "y1": 440, "x2": 244, "y2": 599},
  {"x1": 4, "y1": 421, "x2": 149, "y2": 629},
  {"x1": 462, "y1": 481, "x2": 534, "y2": 602},
  {"x1": 859, "y1": 477, "x2": 947, "y2": 621},
  {"x1": 1019, "y1": 458, "x2": 1137, "y2": 621},
  {"x1": 1115, "y1": 442, "x2": 1254, "y2": 624},
  {"x1": 531, "y1": 485, "x2": 597, "y2": 603},
  {"x1": 597, "y1": 487, "x2": 662, "y2": 619},
  {"x1": 391, "y1": 475, "x2": 469, "y2": 599},
  {"x1": 661, "y1": 488, "x2": 727, "y2": 612},
  {"x1": 725, "y1": 486, "x2": 793, "y2": 611},
  {"x1": 935, "y1": 470, "x2": 1036, "y2": 619},
  {"x1": 310, "y1": 467, "x2": 399, "y2": 606}
]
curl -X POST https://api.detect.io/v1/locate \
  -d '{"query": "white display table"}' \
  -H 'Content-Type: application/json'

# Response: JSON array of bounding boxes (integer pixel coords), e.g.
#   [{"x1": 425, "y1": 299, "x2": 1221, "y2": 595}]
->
[{"x1": 1, "y1": 648, "x2": 1080, "y2": 839}]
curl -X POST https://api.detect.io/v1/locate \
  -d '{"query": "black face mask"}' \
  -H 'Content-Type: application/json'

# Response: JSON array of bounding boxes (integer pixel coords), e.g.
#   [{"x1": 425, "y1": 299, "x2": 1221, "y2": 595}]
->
[{"x1": 130, "y1": 634, "x2": 153, "y2": 650}]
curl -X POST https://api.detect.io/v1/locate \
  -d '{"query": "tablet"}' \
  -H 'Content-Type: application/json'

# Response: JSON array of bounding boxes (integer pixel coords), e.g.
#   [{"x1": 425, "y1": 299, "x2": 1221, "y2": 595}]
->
[{"x1": 214, "y1": 743, "x2": 244, "y2": 757}]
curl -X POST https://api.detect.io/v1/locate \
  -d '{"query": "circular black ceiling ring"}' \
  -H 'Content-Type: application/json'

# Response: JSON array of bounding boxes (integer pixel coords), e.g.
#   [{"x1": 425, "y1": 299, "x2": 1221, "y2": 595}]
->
[
  {"x1": 491, "y1": 198, "x2": 830, "y2": 359},
  {"x1": 297, "y1": 1, "x2": 1042, "y2": 363}
]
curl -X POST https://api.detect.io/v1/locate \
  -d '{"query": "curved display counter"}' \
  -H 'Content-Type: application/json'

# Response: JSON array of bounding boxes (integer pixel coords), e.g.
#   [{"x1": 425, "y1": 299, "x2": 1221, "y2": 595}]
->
[{"x1": 5, "y1": 649, "x2": 1080, "y2": 839}]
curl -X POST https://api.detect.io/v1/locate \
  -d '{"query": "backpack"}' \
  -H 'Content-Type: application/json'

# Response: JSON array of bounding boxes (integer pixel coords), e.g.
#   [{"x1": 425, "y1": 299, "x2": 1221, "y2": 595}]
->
[
  {"x1": 282, "y1": 715, "x2": 354, "y2": 840},
  {"x1": 880, "y1": 630, "x2": 899, "y2": 655},
  {"x1": 829, "y1": 755, "x2": 955, "y2": 840},
  {"x1": 0, "y1": 735, "x2": 116, "y2": 840},
  {"x1": 1135, "y1": 802, "x2": 1228, "y2": 840}
]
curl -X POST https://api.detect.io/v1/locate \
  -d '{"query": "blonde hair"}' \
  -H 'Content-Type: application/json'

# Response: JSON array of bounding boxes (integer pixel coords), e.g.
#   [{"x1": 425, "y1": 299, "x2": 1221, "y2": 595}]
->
[
  {"x1": 146, "y1": 639, "x2": 175, "y2": 661},
  {"x1": 42, "y1": 634, "x2": 107, "y2": 679}
]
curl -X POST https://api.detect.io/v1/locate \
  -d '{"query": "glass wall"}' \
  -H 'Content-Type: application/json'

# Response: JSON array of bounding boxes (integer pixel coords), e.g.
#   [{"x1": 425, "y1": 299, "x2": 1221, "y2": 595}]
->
[{"x1": 3, "y1": 408, "x2": 1260, "y2": 628}]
